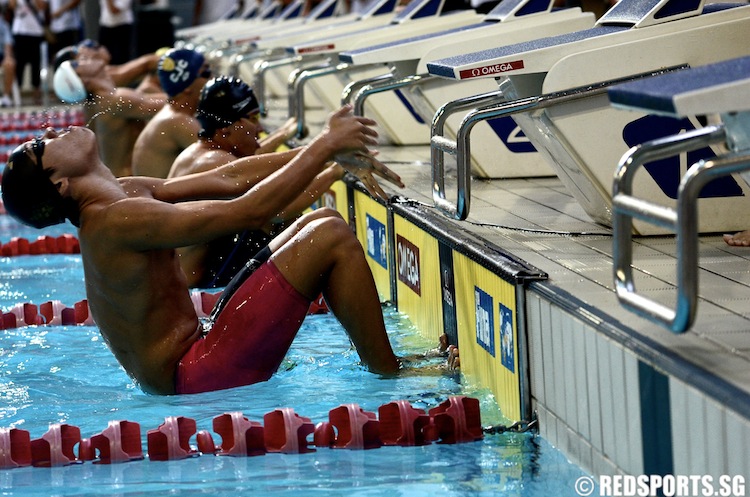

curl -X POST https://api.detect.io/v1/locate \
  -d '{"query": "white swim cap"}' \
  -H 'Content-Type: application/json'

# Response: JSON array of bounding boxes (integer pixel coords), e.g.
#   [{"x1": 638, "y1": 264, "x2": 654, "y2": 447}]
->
[{"x1": 53, "y1": 61, "x2": 87, "y2": 103}]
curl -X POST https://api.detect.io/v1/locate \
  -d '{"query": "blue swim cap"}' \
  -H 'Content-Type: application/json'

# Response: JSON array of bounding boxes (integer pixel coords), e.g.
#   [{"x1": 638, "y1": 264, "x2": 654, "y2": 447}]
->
[{"x1": 158, "y1": 48, "x2": 207, "y2": 97}]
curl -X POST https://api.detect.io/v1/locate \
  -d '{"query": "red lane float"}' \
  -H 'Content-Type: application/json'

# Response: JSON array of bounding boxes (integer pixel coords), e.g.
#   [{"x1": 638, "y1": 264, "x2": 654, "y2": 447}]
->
[
  {"x1": 379, "y1": 400, "x2": 435, "y2": 446},
  {"x1": 264, "y1": 408, "x2": 316, "y2": 454},
  {"x1": 197, "y1": 412, "x2": 265, "y2": 457},
  {"x1": 29, "y1": 424, "x2": 81, "y2": 467},
  {"x1": 147, "y1": 416, "x2": 200, "y2": 461},
  {"x1": 0, "y1": 396, "x2": 485, "y2": 468},
  {"x1": 328, "y1": 404, "x2": 380, "y2": 450},
  {"x1": 1, "y1": 300, "x2": 95, "y2": 329},
  {"x1": 0, "y1": 235, "x2": 80, "y2": 256},
  {"x1": 3, "y1": 291, "x2": 329, "y2": 330},
  {"x1": 80, "y1": 421, "x2": 144, "y2": 464},
  {"x1": 0, "y1": 428, "x2": 31, "y2": 469}
]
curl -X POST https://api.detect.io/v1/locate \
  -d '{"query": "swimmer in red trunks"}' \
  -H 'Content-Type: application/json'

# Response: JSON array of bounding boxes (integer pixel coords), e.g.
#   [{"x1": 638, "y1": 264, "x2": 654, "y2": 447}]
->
[{"x1": 1, "y1": 106, "x2": 405, "y2": 395}]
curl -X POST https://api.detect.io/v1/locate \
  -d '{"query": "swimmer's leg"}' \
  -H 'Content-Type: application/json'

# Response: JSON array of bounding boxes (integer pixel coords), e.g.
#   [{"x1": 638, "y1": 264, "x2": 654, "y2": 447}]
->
[
  {"x1": 269, "y1": 208, "x2": 400, "y2": 375},
  {"x1": 209, "y1": 209, "x2": 338, "y2": 319}
]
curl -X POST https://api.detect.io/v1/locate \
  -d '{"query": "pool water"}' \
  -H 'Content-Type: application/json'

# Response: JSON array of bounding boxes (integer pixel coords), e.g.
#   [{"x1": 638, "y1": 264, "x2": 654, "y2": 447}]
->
[{"x1": 0, "y1": 219, "x2": 590, "y2": 496}]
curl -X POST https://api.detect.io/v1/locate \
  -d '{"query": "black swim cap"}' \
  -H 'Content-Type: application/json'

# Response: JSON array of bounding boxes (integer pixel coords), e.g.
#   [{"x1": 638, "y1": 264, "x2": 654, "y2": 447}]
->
[
  {"x1": 1, "y1": 140, "x2": 78, "y2": 229},
  {"x1": 197, "y1": 77, "x2": 260, "y2": 139}
]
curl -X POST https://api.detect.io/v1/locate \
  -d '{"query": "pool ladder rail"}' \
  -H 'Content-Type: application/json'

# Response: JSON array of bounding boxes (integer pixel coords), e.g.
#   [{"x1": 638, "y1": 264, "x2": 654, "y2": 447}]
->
[{"x1": 0, "y1": 396, "x2": 485, "y2": 467}]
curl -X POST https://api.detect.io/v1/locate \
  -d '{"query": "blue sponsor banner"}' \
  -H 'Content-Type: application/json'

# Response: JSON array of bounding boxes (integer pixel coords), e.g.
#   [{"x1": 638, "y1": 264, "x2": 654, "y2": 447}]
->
[
  {"x1": 499, "y1": 303, "x2": 514, "y2": 373},
  {"x1": 366, "y1": 214, "x2": 388, "y2": 269},
  {"x1": 474, "y1": 286, "x2": 495, "y2": 357}
]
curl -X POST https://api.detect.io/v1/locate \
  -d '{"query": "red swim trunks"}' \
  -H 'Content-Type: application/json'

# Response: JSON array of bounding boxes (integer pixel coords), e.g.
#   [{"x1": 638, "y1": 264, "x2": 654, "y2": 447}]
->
[{"x1": 175, "y1": 261, "x2": 311, "y2": 394}]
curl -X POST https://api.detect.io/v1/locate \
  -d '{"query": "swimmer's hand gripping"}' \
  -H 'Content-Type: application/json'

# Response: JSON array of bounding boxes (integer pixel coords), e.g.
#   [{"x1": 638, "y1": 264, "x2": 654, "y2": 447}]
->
[{"x1": 334, "y1": 151, "x2": 404, "y2": 202}]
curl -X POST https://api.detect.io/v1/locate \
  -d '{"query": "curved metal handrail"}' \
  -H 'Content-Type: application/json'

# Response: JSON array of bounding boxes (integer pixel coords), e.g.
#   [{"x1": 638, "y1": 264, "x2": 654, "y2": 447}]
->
[
  {"x1": 288, "y1": 61, "x2": 349, "y2": 138},
  {"x1": 611, "y1": 125, "x2": 727, "y2": 332},
  {"x1": 430, "y1": 67, "x2": 686, "y2": 220},
  {"x1": 253, "y1": 55, "x2": 304, "y2": 116},
  {"x1": 351, "y1": 73, "x2": 436, "y2": 116},
  {"x1": 342, "y1": 73, "x2": 395, "y2": 107}
]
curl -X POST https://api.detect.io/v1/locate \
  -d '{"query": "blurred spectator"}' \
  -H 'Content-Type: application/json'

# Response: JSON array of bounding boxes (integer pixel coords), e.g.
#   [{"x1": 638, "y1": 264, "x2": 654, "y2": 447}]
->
[
  {"x1": 8, "y1": 0, "x2": 46, "y2": 104},
  {"x1": 136, "y1": 0, "x2": 173, "y2": 56},
  {"x1": 0, "y1": 10, "x2": 16, "y2": 106},
  {"x1": 49, "y1": 0, "x2": 81, "y2": 57},
  {"x1": 98, "y1": 0, "x2": 133, "y2": 64},
  {"x1": 192, "y1": 0, "x2": 243, "y2": 25}
]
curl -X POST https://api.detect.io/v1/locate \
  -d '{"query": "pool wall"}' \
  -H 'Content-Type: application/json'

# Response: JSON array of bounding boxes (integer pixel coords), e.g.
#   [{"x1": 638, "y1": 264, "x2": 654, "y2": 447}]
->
[{"x1": 339, "y1": 178, "x2": 750, "y2": 479}]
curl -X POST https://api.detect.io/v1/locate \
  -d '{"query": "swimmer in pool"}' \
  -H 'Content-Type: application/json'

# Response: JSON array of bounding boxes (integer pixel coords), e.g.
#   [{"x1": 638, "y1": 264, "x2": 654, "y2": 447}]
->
[
  {"x1": 1, "y1": 105, "x2": 405, "y2": 395},
  {"x1": 131, "y1": 48, "x2": 212, "y2": 178},
  {"x1": 168, "y1": 76, "x2": 342, "y2": 288},
  {"x1": 53, "y1": 39, "x2": 164, "y2": 95},
  {"x1": 51, "y1": 50, "x2": 166, "y2": 177}
]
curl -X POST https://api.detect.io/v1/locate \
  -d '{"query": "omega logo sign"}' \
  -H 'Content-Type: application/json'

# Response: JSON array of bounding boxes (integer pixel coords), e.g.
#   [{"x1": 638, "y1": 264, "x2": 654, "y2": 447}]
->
[
  {"x1": 458, "y1": 60, "x2": 524, "y2": 80},
  {"x1": 396, "y1": 235, "x2": 421, "y2": 296}
]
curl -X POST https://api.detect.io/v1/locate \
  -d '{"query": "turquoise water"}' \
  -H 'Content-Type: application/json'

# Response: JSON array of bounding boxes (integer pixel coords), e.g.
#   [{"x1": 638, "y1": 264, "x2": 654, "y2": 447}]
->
[{"x1": 0, "y1": 219, "x2": 589, "y2": 496}]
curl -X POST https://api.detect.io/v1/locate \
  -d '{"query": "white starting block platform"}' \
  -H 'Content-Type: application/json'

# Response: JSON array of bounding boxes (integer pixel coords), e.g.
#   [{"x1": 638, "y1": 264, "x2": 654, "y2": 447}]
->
[
  {"x1": 185, "y1": 0, "x2": 399, "y2": 79},
  {"x1": 336, "y1": 0, "x2": 595, "y2": 177},
  {"x1": 240, "y1": 0, "x2": 452, "y2": 101},
  {"x1": 180, "y1": 0, "x2": 314, "y2": 45},
  {"x1": 425, "y1": 0, "x2": 750, "y2": 234},
  {"x1": 609, "y1": 55, "x2": 750, "y2": 117}
]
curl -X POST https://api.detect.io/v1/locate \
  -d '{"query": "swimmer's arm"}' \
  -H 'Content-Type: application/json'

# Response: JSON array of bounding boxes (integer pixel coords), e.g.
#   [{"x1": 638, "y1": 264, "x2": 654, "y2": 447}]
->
[
  {"x1": 108, "y1": 54, "x2": 160, "y2": 87},
  {"x1": 103, "y1": 87, "x2": 166, "y2": 119},
  {"x1": 151, "y1": 106, "x2": 377, "y2": 211},
  {"x1": 102, "y1": 196, "x2": 276, "y2": 250},
  {"x1": 257, "y1": 118, "x2": 298, "y2": 155},
  {"x1": 156, "y1": 149, "x2": 302, "y2": 200},
  {"x1": 167, "y1": 147, "x2": 235, "y2": 178},
  {"x1": 273, "y1": 163, "x2": 345, "y2": 222}
]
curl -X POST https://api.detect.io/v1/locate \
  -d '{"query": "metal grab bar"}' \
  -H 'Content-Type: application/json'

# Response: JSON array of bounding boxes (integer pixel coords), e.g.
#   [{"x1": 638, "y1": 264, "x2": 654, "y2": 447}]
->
[
  {"x1": 288, "y1": 62, "x2": 352, "y2": 138},
  {"x1": 253, "y1": 55, "x2": 304, "y2": 116},
  {"x1": 351, "y1": 73, "x2": 437, "y2": 116},
  {"x1": 341, "y1": 72, "x2": 395, "y2": 107},
  {"x1": 430, "y1": 66, "x2": 686, "y2": 220},
  {"x1": 611, "y1": 124, "x2": 735, "y2": 333},
  {"x1": 430, "y1": 88, "x2": 507, "y2": 219}
]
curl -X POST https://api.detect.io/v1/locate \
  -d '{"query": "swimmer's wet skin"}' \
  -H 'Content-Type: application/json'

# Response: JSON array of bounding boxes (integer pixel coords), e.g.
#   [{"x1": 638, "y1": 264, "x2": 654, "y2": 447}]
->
[{"x1": 0, "y1": 106, "x2": 404, "y2": 395}]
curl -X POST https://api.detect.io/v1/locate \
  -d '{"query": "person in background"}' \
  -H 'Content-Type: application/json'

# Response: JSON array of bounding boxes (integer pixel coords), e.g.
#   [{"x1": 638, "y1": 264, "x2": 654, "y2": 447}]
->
[
  {"x1": 8, "y1": 0, "x2": 47, "y2": 104},
  {"x1": 0, "y1": 9, "x2": 17, "y2": 107},
  {"x1": 192, "y1": 0, "x2": 244, "y2": 25},
  {"x1": 48, "y1": 0, "x2": 81, "y2": 58},
  {"x1": 98, "y1": 0, "x2": 133, "y2": 64},
  {"x1": 136, "y1": 0, "x2": 173, "y2": 56},
  {"x1": 131, "y1": 48, "x2": 210, "y2": 178}
]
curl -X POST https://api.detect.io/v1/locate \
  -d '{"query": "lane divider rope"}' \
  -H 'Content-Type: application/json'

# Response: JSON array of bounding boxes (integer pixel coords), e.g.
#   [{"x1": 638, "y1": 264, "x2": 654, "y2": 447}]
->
[{"x1": 0, "y1": 396, "x2": 484, "y2": 468}]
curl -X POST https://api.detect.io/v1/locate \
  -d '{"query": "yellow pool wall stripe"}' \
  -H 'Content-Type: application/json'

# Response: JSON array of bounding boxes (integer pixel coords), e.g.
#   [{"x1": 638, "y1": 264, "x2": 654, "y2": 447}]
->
[
  {"x1": 392, "y1": 214, "x2": 444, "y2": 344},
  {"x1": 453, "y1": 252, "x2": 522, "y2": 422}
]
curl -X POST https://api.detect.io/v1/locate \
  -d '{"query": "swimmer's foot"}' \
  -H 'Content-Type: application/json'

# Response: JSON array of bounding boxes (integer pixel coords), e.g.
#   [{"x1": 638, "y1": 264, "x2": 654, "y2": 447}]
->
[
  {"x1": 723, "y1": 231, "x2": 750, "y2": 247},
  {"x1": 399, "y1": 333, "x2": 451, "y2": 362},
  {"x1": 447, "y1": 346, "x2": 460, "y2": 371}
]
